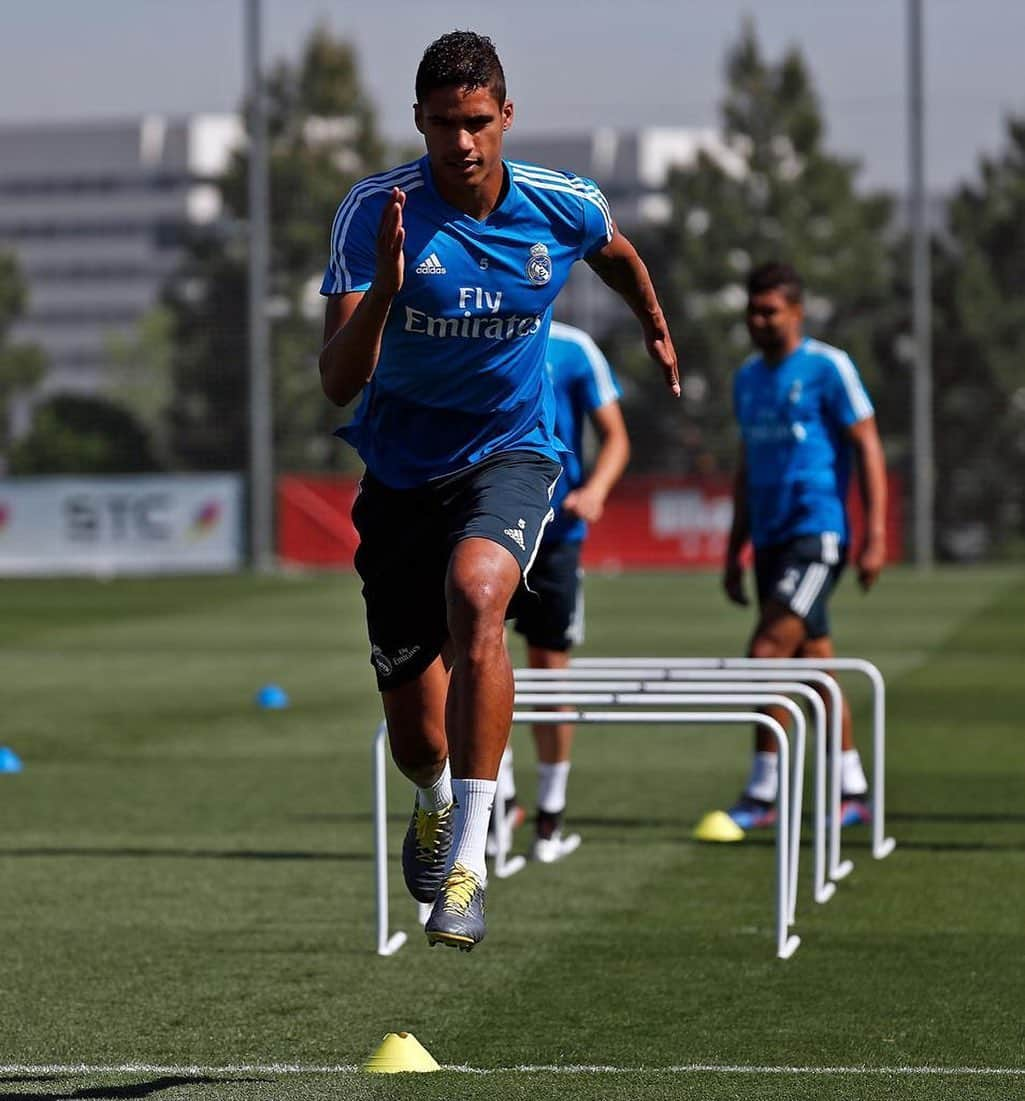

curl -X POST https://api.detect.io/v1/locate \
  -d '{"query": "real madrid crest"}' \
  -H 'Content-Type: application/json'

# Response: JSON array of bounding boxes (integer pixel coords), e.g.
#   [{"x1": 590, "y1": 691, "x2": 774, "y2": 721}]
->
[{"x1": 525, "y1": 242, "x2": 552, "y2": 286}]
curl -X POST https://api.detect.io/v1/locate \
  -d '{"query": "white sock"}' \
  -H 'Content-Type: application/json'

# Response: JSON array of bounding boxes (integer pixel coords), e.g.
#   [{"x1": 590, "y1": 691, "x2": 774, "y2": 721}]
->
[
  {"x1": 841, "y1": 749, "x2": 868, "y2": 796},
  {"x1": 448, "y1": 778, "x2": 496, "y2": 882},
  {"x1": 744, "y1": 751, "x2": 779, "y2": 803},
  {"x1": 537, "y1": 760, "x2": 571, "y2": 814},
  {"x1": 496, "y1": 746, "x2": 517, "y2": 809},
  {"x1": 416, "y1": 760, "x2": 452, "y2": 813}
]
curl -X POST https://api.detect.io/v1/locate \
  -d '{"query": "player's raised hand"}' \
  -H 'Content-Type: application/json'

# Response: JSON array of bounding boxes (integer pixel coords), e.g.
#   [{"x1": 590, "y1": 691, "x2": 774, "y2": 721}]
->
[{"x1": 375, "y1": 187, "x2": 406, "y2": 296}]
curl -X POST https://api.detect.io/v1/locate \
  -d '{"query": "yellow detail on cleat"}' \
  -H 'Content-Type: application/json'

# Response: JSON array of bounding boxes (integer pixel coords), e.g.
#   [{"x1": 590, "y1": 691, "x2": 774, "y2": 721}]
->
[
  {"x1": 363, "y1": 1032, "x2": 440, "y2": 1074},
  {"x1": 693, "y1": 810, "x2": 746, "y2": 843},
  {"x1": 436, "y1": 864, "x2": 479, "y2": 914},
  {"x1": 426, "y1": 930, "x2": 475, "y2": 948},
  {"x1": 413, "y1": 803, "x2": 453, "y2": 857}
]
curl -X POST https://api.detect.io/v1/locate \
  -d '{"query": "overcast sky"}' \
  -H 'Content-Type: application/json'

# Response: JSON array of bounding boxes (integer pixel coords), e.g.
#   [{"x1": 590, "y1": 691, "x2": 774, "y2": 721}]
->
[{"x1": 2, "y1": 0, "x2": 1023, "y2": 192}]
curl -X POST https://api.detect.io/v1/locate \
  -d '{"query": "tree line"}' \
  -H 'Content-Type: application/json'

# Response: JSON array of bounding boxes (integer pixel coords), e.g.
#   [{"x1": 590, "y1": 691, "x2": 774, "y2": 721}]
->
[{"x1": 1, "y1": 22, "x2": 1023, "y2": 559}]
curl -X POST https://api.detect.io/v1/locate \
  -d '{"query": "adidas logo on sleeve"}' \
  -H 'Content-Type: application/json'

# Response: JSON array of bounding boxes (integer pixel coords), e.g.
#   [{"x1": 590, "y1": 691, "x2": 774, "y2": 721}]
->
[{"x1": 415, "y1": 253, "x2": 447, "y2": 274}]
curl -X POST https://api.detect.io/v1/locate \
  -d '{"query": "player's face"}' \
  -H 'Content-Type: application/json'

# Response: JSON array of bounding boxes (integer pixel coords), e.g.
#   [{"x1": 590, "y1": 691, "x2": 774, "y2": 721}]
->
[
  {"x1": 746, "y1": 289, "x2": 803, "y2": 356},
  {"x1": 414, "y1": 84, "x2": 512, "y2": 195}
]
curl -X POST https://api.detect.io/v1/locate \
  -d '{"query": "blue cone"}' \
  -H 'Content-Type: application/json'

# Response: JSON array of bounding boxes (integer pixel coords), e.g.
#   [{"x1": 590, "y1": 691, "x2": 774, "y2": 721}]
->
[
  {"x1": 0, "y1": 747, "x2": 23, "y2": 773},
  {"x1": 255, "y1": 684, "x2": 290, "y2": 710}
]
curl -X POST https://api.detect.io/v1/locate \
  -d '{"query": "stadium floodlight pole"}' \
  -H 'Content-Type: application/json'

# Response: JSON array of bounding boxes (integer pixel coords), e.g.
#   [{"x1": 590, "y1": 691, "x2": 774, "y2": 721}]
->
[
  {"x1": 908, "y1": 0, "x2": 934, "y2": 567},
  {"x1": 245, "y1": 0, "x2": 275, "y2": 572}
]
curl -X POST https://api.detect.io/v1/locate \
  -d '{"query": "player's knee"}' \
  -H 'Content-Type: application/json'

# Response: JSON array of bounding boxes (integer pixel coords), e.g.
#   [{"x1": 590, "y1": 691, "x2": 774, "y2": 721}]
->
[
  {"x1": 395, "y1": 750, "x2": 448, "y2": 788},
  {"x1": 749, "y1": 634, "x2": 794, "y2": 660},
  {"x1": 448, "y1": 571, "x2": 504, "y2": 619},
  {"x1": 799, "y1": 637, "x2": 834, "y2": 660},
  {"x1": 447, "y1": 574, "x2": 507, "y2": 650},
  {"x1": 386, "y1": 720, "x2": 447, "y2": 784}
]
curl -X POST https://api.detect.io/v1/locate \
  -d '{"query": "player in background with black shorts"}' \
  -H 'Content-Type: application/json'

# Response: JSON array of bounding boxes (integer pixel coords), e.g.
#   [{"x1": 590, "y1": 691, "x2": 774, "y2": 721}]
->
[
  {"x1": 498, "y1": 321, "x2": 629, "y2": 863},
  {"x1": 718, "y1": 261, "x2": 887, "y2": 832},
  {"x1": 319, "y1": 31, "x2": 678, "y2": 949}
]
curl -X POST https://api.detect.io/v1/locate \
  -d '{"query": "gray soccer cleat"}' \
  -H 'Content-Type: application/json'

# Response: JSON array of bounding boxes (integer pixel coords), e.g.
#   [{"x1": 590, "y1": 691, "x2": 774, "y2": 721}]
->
[
  {"x1": 401, "y1": 800, "x2": 454, "y2": 903},
  {"x1": 424, "y1": 863, "x2": 487, "y2": 951}
]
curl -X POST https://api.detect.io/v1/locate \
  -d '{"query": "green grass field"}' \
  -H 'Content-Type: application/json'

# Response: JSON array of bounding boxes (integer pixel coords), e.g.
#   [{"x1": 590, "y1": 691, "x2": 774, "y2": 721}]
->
[{"x1": 1, "y1": 566, "x2": 1023, "y2": 1100}]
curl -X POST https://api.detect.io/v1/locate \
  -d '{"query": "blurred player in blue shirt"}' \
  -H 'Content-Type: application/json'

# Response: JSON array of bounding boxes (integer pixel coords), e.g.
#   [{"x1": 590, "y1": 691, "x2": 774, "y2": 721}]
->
[
  {"x1": 499, "y1": 321, "x2": 629, "y2": 863},
  {"x1": 318, "y1": 31, "x2": 679, "y2": 949},
  {"x1": 718, "y1": 262, "x2": 887, "y2": 832}
]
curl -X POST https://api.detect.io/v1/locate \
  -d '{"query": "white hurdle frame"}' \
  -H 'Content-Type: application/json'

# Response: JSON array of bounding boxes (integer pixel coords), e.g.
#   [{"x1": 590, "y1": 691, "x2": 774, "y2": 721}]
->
[
  {"x1": 514, "y1": 679, "x2": 827, "y2": 918},
  {"x1": 372, "y1": 721, "x2": 408, "y2": 957},
  {"x1": 516, "y1": 668, "x2": 842, "y2": 900},
  {"x1": 373, "y1": 710, "x2": 801, "y2": 960},
  {"x1": 574, "y1": 657, "x2": 896, "y2": 865}
]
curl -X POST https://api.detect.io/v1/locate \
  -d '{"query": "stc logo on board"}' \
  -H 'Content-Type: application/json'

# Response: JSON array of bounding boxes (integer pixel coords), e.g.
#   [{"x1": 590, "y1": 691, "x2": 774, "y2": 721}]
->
[{"x1": 61, "y1": 493, "x2": 225, "y2": 542}]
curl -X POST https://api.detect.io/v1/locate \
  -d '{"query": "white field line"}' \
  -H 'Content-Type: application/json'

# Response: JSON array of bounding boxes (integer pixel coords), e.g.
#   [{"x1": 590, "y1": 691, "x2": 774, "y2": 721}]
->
[{"x1": 2, "y1": 1063, "x2": 1024, "y2": 1077}]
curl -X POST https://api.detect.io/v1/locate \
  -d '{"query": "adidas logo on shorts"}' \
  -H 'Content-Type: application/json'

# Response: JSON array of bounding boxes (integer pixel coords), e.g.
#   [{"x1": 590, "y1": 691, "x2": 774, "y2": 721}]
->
[
  {"x1": 415, "y1": 252, "x2": 447, "y2": 274},
  {"x1": 503, "y1": 527, "x2": 526, "y2": 550}
]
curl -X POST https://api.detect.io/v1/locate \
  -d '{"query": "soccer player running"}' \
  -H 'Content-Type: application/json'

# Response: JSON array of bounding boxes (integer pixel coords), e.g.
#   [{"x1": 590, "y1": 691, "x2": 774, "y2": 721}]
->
[
  {"x1": 319, "y1": 31, "x2": 678, "y2": 950},
  {"x1": 719, "y1": 261, "x2": 887, "y2": 832},
  {"x1": 500, "y1": 321, "x2": 630, "y2": 863}
]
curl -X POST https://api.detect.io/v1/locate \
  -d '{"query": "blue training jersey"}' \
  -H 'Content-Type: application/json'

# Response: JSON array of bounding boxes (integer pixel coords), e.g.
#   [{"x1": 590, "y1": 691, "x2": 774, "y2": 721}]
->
[
  {"x1": 544, "y1": 321, "x2": 622, "y2": 544},
  {"x1": 733, "y1": 337, "x2": 875, "y2": 548},
  {"x1": 320, "y1": 155, "x2": 613, "y2": 488}
]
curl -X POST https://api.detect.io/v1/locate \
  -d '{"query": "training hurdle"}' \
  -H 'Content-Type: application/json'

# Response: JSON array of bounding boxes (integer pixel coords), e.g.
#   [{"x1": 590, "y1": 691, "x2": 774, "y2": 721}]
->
[
  {"x1": 514, "y1": 677, "x2": 828, "y2": 919},
  {"x1": 373, "y1": 704, "x2": 802, "y2": 960},
  {"x1": 574, "y1": 657, "x2": 896, "y2": 867},
  {"x1": 516, "y1": 667, "x2": 842, "y2": 903}
]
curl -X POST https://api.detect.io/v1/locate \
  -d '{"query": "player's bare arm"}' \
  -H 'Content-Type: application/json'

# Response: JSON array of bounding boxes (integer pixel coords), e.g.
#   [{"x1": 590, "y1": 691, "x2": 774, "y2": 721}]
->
[
  {"x1": 585, "y1": 228, "x2": 680, "y2": 397},
  {"x1": 723, "y1": 444, "x2": 750, "y2": 606},
  {"x1": 562, "y1": 400, "x2": 630, "y2": 523},
  {"x1": 848, "y1": 416, "x2": 887, "y2": 591},
  {"x1": 319, "y1": 188, "x2": 406, "y2": 406}
]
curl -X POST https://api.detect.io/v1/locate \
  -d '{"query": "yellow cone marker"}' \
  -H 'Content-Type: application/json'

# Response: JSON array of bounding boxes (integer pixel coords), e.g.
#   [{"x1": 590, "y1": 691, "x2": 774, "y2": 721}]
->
[
  {"x1": 363, "y1": 1032, "x2": 441, "y2": 1074},
  {"x1": 693, "y1": 810, "x2": 745, "y2": 843}
]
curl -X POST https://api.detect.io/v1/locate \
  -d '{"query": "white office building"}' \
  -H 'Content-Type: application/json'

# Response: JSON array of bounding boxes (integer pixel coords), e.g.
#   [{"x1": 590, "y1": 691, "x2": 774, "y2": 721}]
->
[{"x1": 0, "y1": 114, "x2": 242, "y2": 433}]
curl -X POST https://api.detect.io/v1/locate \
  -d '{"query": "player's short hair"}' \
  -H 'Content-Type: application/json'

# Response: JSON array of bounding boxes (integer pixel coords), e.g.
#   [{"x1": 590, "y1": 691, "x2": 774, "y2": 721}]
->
[
  {"x1": 415, "y1": 31, "x2": 506, "y2": 106},
  {"x1": 747, "y1": 262, "x2": 803, "y2": 304}
]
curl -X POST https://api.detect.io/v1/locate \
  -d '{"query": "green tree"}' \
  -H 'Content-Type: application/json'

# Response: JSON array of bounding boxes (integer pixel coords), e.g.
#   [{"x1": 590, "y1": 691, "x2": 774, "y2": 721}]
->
[
  {"x1": 105, "y1": 305, "x2": 175, "y2": 469},
  {"x1": 166, "y1": 26, "x2": 387, "y2": 472},
  {"x1": 927, "y1": 118, "x2": 1025, "y2": 557},
  {"x1": 8, "y1": 393, "x2": 158, "y2": 475},
  {"x1": 611, "y1": 21, "x2": 895, "y2": 475},
  {"x1": 0, "y1": 251, "x2": 46, "y2": 468}
]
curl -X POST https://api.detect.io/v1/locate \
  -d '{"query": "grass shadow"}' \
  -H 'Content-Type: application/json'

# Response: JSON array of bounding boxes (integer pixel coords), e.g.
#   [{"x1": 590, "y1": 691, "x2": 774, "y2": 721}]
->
[
  {"x1": 0, "y1": 1075, "x2": 263, "y2": 1100},
  {"x1": 0, "y1": 847, "x2": 370, "y2": 862}
]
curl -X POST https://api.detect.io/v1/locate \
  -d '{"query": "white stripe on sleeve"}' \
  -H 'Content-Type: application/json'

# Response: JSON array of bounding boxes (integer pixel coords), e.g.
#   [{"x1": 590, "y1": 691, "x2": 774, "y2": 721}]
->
[
  {"x1": 328, "y1": 164, "x2": 423, "y2": 292},
  {"x1": 509, "y1": 166, "x2": 613, "y2": 241},
  {"x1": 807, "y1": 339, "x2": 874, "y2": 422},
  {"x1": 550, "y1": 321, "x2": 618, "y2": 406}
]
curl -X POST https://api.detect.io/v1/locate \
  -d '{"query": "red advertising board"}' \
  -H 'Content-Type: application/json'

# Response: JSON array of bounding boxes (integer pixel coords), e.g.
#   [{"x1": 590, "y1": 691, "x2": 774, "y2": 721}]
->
[
  {"x1": 277, "y1": 473, "x2": 903, "y2": 570},
  {"x1": 582, "y1": 476, "x2": 733, "y2": 569},
  {"x1": 277, "y1": 475, "x2": 361, "y2": 568}
]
